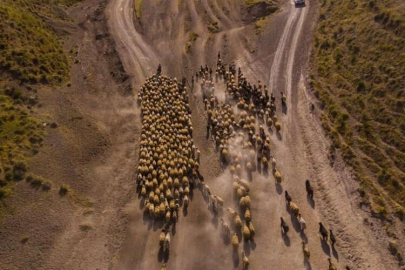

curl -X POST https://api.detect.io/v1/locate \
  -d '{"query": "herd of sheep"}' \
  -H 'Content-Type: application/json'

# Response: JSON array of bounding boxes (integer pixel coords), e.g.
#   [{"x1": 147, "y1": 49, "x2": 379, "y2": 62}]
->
[
  {"x1": 136, "y1": 73, "x2": 200, "y2": 255},
  {"x1": 136, "y1": 54, "x2": 346, "y2": 269}
]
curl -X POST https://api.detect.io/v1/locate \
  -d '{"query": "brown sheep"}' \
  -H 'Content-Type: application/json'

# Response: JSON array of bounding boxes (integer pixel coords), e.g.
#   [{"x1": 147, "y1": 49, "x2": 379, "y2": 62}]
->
[
  {"x1": 302, "y1": 241, "x2": 310, "y2": 260},
  {"x1": 242, "y1": 251, "x2": 250, "y2": 269}
]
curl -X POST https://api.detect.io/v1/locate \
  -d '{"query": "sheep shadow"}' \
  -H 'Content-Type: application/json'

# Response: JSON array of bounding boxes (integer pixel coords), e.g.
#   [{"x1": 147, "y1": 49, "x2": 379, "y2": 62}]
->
[
  {"x1": 282, "y1": 104, "x2": 288, "y2": 115},
  {"x1": 183, "y1": 206, "x2": 188, "y2": 217},
  {"x1": 139, "y1": 197, "x2": 145, "y2": 210},
  {"x1": 142, "y1": 212, "x2": 154, "y2": 230},
  {"x1": 276, "y1": 131, "x2": 282, "y2": 141},
  {"x1": 152, "y1": 219, "x2": 166, "y2": 232},
  {"x1": 257, "y1": 163, "x2": 263, "y2": 174},
  {"x1": 262, "y1": 167, "x2": 269, "y2": 177},
  {"x1": 276, "y1": 183, "x2": 283, "y2": 195},
  {"x1": 300, "y1": 231, "x2": 309, "y2": 244},
  {"x1": 211, "y1": 215, "x2": 219, "y2": 228},
  {"x1": 158, "y1": 248, "x2": 170, "y2": 263},
  {"x1": 320, "y1": 238, "x2": 331, "y2": 256},
  {"x1": 222, "y1": 234, "x2": 231, "y2": 245},
  {"x1": 307, "y1": 195, "x2": 315, "y2": 208},
  {"x1": 268, "y1": 127, "x2": 274, "y2": 135},
  {"x1": 332, "y1": 245, "x2": 339, "y2": 260},
  {"x1": 250, "y1": 239, "x2": 257, "y2": 250},
  {"x1": 232, "y1": 249, "x2": 240, "y2": 268},
  {"x1": 247, "y1": 171, "x2": 253, "y2": 182},
  {"x1": 171, "y1": 223, "x2": 177, "y2": 236},
  {"x1": 304, "y1": 259, "x2": 312, "y2": 270},
  {"x1": 290, "y1": 214, "x2": 301, "y2": 233},
  {"x1": 282, "y1": 231, "x2": 291, "y2": 247},
  {"x1": 243, "y1": 241, "x2": 251, "y2": 255}
]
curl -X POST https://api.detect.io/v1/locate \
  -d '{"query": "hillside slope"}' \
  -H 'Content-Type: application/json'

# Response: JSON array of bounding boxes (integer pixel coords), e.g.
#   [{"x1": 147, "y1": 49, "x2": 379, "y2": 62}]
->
[
  {"x1": 311, "y1": 0, "x2": 405, "y2": 219},
  {"x1": 0, "y1": 0, "x2": 78, "y2": 209}
]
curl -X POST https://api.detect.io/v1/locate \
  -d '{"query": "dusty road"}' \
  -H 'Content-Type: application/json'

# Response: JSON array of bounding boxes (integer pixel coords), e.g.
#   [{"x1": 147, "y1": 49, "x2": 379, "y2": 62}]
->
[{"x1": 107, "y1": 0, "x2": 399, "y2": 269}]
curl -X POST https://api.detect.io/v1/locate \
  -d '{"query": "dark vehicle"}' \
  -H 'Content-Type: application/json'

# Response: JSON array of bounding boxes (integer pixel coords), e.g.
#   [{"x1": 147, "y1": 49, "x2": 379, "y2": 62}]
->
[{"x1": 294, "y1": 0, "x2": 305, "y2": 6}]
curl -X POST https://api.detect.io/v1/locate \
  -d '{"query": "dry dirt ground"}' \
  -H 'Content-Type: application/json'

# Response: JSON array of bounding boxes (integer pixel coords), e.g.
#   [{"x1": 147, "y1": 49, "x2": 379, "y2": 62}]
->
[{"x1": 0, "y1": 0, "x2": 404, "y2": 270}]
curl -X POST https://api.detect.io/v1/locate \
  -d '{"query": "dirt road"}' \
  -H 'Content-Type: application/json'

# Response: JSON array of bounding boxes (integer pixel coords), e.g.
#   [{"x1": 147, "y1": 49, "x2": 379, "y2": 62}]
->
[{"x1": 106, "y1": 0, "x2": 399, "y2": 269}]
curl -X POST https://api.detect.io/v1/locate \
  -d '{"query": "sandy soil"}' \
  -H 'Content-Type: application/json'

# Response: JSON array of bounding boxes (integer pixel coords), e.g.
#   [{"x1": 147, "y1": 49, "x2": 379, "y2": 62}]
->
[{"x1": 0, "y1": 0, "x2": 403, "y2": 269}]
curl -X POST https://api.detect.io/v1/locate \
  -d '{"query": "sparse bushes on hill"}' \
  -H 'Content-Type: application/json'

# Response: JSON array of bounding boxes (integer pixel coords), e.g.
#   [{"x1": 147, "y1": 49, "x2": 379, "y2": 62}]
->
[
  {"x1": 0, "y1": 1, "x2": 70, "y2": 84},
  {"x1": 312, "y1": 0, "x2": 405, "y2": 215}
]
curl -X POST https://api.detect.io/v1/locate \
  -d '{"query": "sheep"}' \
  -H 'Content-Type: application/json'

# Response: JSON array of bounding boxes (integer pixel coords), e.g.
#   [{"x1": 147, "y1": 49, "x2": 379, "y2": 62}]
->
[
  {"x1": 163, "y1": 232, "x2": 170, "y2": 252},
  {"x1": 141, "y1": 185, "x2": 146, "y2": 197},
  {"x1": 285, "y1": 191, "x2": 292, "y2": 205},
  {"x1": 275, "y1": 121, "x2": 281, "y2": 131},
  {"x1": 330, "y1": 229, "x2": 336, "y2": 246},
  {"x1": 242, "y1": 225, "x2": 251, "y2": 240},
  {"x1": 159, "y1": 230, "x2": 166, "y2": 247},
  {"x1": 214, "y1": 195, "x2": 224, "y2": 207},
  {"x1": 274, "y1": 171, "x2": 282, "y2": 183},
  {"x1": 280, "y1": 217, "x2": 289, "y2": 234},
  {"x1": 248, "y1": 222, "x2": 255, "y2": 239},
  {"x1": 244, "y1": 209, "x2": 251, "y2": 223},
  {"x1": 238, "y1": 179, "x2": 250, "y2": 192},
  {"x1": 302, "y1": 241, "x2": 310, "y2": 260},
  {"x1": 236, "y1": 187, "x2": 245, "y2": 199},
  {"x1": 172, "y1": 210, "x2": 178, "y2": 223},
  {"x1": 233, "y1": 182, "x2": 240, "y2": 193},
  {"x1": 289, "y1": 202, "x2": 300, "y2": 216},
  {"x1": 239, "y1": 196, "x2": 247, "y2": 208},
  {"x1": 328, "y1": 258, "x2": 338, "y2": 270},
  {"x1": 183, "y1": 195, "x2": 189, "y2": 207},
  {"x1": 220, "y1": 218, "x2": 231, "y2": 240},
  {"x1": 232, "y1": 233, "x2": 239, "y2": 250},
  {"x1": 161, "y1": 263, "x2": 167, "y2": 270},
  {"x1": 234, "y1": 214, "x2": 242, "y2": 229},
  {"x1": 242, "y1": 251, "x2": 250, "y2": 269},
  {"x1": 305, "y1": 179, "x2": 314, "y2": 199},
  {"x1": 319, "y1": 222, "x2": 328, "y2": 241},
  {"x1": 244, "y1": 195, "x2": 251, "y2": 208},
  {"x1": 297, "y1": 214, "x2": 307, "y2": 232},
  {"x1": 149, "y1": 203, "x2": 155, "y2": 218},
  {"x1": 203, "y1": 183, "x2": 211, "y2": 197},
  {"x1": 228, "y1": 207, "x2": 237, "y2": 216},
  {"x1": 271, "y1": 156, "x2": 276, "y2": 168},
  {"x1": 165, "y1": 210, "x2": 171, "y2": 223}
]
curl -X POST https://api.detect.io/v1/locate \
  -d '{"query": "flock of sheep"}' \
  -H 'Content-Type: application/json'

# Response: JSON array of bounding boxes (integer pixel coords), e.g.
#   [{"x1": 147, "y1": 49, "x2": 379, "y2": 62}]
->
[
  {"x1": 137, "y1": 73, "x2": 200, "y2": 256},
  {"x1": 136, "y1": 54, "x2": 345, "y2": 269}
]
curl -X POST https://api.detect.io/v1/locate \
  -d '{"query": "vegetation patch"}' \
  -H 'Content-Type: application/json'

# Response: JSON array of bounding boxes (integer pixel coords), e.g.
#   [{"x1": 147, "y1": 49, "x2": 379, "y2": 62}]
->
[
  {"x1": 134, "y1": 0, "x2": 142, "y2": 19},
  {"x1": 311, "y1": 0, "x2": 405, "y2": 214},
  {"x1": 185, "y1": 31, "x2": 199, "y2": 53},
  {"x1": 0, "y1": 0, "x2": 81, "y2": 215},
  {"x1": 0, "y1": 1, "x2": 72, "y2": 84},
  {"x1": 255, "y1": 17, "x2": 269, "y2": 34},
  {"x1": 207, "y1": 22, "x2": 220, "y2": 34},
  {"x1": 0, "y1": 93, "x2": 44, "y2": 200},
  {"x1": 26, "y1": 174, "x2": 52, "y2": 191}
]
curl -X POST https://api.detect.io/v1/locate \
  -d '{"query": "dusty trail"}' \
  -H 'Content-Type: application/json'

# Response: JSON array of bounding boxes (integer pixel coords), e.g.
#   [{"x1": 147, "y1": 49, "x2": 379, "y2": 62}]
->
[
  {"x1": 107, "y1": 0, "x2": 400, "y2": 269},
  {"x1": 108, "y1": 0, "x2": 159, "y2": 84}
]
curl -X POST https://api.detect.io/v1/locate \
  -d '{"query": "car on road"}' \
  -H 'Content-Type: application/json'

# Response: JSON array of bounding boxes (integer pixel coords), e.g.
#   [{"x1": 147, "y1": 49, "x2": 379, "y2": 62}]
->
[{"x1": 294, "y1": 0, "x2": 305, "y2": 6}]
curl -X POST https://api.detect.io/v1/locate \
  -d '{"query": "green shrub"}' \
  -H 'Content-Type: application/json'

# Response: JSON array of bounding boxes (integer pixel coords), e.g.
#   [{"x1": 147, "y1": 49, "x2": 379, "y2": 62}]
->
[{"x1": 59, "y1": 184, "x2": 70, "y2": 195}]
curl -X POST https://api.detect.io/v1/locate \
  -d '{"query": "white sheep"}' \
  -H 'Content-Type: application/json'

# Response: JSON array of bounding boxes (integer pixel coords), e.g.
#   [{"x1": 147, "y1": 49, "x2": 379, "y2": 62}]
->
[{"x1": 242, "y1": 251, "x2": 250, "y2": 269}]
